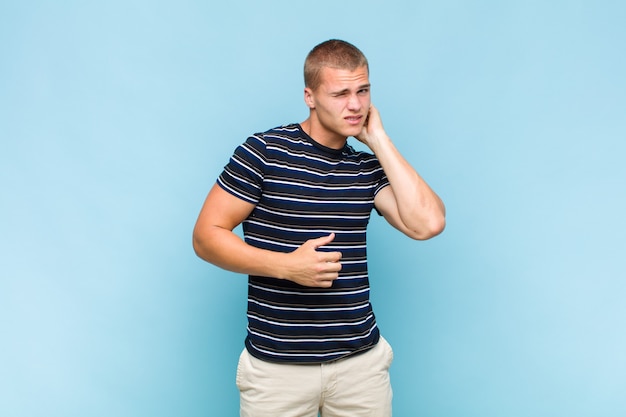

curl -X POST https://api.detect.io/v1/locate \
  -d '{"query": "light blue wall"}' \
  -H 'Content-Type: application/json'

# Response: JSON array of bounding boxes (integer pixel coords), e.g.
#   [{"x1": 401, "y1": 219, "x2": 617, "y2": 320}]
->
[{"x1": 2, "y1": 1, "x2": 625, "y2": 416}]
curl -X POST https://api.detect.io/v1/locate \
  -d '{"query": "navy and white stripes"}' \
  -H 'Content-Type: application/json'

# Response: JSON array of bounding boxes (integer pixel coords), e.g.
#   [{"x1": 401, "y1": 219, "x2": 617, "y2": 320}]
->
[{"x1": 218, "y1": 124, "x2": 389, "y2": 363}]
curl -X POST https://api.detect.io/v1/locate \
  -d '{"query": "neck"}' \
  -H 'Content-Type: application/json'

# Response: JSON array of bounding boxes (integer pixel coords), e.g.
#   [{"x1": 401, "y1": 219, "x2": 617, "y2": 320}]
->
[{"x1": 300, "y1": 118, "x2": 347, "y2": 150}]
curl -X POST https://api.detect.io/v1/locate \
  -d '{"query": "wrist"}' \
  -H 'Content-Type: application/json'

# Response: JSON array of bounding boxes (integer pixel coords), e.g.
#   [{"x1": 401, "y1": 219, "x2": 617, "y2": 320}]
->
[
  {"x1": 366, "y1": 132, "x2": 391, "y2": 154},
  {"x1": 271, "y1": 251, "x2": 291, "y2": 281}
]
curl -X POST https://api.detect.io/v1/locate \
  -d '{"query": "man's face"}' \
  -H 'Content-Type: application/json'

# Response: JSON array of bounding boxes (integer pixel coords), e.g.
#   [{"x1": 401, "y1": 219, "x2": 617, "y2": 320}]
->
[{"x1": 305, "y1": 65, "x2": 371, "y2": 145}]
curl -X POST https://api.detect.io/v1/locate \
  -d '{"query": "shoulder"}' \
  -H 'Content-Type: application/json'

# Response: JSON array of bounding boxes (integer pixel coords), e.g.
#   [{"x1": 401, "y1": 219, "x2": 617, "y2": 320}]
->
[
  {"x1": 260, "y1": 123, "x2": 302, "y2": 141},
  {"x1": 243, "y1": 124, "x2": 303, "y2": 149},
  {"x1": 342, "y1": 143, "x2": 382, "y2": 166},
  {"x1": 239, "y1": 124, "x2": 301, "y2": 155},
  {"x1": 257, "y1": 124, "x2": 320, "y2": 157}
]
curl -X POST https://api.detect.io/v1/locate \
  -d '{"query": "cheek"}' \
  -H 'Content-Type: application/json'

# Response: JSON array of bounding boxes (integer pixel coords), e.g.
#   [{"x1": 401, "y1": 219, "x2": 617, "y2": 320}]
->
[{"x1": 319, "y1": 101, "x2": 343, "y2": 118}]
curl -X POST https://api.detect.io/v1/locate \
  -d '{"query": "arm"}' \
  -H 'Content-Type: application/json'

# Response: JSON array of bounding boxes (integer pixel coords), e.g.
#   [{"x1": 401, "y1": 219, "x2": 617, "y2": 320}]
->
[
  {"x1": 356, "y1": 105, "x2": 446, "y2": 240},
  {"x1": 192, "y1": 184, "x2": 342, "y2": 287}
]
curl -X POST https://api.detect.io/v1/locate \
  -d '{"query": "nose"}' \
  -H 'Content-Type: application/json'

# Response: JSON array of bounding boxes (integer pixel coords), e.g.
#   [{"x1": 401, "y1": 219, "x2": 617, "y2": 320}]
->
[{"x1": 347, "y1": 93, "x2": 361, "y2": 111}]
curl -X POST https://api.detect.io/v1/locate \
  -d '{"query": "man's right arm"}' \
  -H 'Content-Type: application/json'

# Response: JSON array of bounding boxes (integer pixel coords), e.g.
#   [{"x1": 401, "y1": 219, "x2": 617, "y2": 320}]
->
[{"x1": 192, "y1": 184, "x2": 342, "y2": 287}]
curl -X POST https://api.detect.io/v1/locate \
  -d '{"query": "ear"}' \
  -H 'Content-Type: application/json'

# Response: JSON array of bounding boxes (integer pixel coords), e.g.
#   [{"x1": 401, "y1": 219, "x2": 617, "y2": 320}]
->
[{"x1": 304, "y1": 87, "x2": 315, "y2": 109}]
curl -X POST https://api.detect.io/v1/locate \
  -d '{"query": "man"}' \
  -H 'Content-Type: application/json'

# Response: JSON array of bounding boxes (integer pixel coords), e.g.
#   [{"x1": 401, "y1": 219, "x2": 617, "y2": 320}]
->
[{"x1": 193, "y1": 39, "x2": 445, "y2": 417}]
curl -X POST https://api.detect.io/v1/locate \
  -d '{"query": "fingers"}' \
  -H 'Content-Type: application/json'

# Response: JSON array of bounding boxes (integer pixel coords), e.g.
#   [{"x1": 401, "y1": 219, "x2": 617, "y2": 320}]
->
[
  {"x1": 315, "y1": 264, "x2": 342, "y2": 288},
  {"x1": 307, "y1": 233, "x2": 341, "y2": 258},
  {"x1": 367, "y1": 105, "x2": 382, "y2": 128},
  {"x1": 288, "y1": 233, "x2": 344, "y2": 288},
  {"x1": 317, "y1": 277, "x2": 337, "y2": 288},
  {"x1": 320, "y1": 258, "x2": 342, "y2": 272},
  {"x1": 323, "y1": 251, "x2": 342, "y2": 264},
  {"x1": 311, "y1": 232, "x2": 335, "y2": 249},
  {"x1": 312, "y1": 233, "x2": 342, "y2": 286},
  {"x1": 316, "y1": 247, "x2": 342, "y2": 287}
]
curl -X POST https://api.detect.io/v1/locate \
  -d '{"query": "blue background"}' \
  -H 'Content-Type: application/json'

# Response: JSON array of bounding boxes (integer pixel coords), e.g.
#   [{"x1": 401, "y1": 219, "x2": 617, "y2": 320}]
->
[{"x1": 2, "y1": 1, "x2": 625, "y2": 416}]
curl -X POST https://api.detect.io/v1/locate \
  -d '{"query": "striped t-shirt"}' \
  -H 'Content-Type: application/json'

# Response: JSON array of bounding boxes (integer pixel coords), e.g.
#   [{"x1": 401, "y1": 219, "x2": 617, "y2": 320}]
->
[{"x1": 217, "y1": 123, "x2": 390, "y2": 363}]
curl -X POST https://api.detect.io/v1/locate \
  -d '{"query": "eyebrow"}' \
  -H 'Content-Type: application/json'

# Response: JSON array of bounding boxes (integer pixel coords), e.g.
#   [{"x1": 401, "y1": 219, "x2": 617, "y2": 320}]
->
[{"x1": 331, "y1": 84, "x2": 371, "y2": 95}]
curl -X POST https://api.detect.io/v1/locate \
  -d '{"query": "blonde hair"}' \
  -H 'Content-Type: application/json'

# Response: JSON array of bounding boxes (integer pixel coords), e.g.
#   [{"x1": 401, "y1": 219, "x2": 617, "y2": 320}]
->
[{"x1": 304, "y1": 39, "x2": 369, "y2": 90}]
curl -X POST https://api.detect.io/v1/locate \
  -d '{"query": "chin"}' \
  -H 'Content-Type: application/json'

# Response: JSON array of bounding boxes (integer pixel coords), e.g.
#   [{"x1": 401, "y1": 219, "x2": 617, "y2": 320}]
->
[{"x1": 345, "y1": 126, "x2": 364, "y2": 138}]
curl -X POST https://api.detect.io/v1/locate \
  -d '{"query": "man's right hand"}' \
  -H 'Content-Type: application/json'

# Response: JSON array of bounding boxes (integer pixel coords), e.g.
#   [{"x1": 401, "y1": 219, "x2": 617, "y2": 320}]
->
[
  {"x1": 194, "y1": 185, "x2": 343, "y2": 286},
  {"x1": 282, "y1": 233, "x2": 342, "y2": 288}
]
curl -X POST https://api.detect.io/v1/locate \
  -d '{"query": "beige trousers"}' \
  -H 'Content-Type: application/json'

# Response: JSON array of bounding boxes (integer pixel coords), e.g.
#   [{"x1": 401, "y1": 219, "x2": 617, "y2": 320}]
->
[{"x1": 236, "y1": 336, "x2": 394, "y2": 417}]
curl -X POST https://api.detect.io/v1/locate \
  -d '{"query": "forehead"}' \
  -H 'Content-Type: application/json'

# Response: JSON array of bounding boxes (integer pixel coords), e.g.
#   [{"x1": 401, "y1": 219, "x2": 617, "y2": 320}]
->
[{"x1": 318, "y1": 65, "x2": 369, "y2": 89}]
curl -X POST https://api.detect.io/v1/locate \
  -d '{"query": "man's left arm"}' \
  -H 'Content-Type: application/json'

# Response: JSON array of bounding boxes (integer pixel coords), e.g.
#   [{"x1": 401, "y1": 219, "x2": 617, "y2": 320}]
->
[{"x1": 356, "y1": 105, "x2": 446, "y2": 240}]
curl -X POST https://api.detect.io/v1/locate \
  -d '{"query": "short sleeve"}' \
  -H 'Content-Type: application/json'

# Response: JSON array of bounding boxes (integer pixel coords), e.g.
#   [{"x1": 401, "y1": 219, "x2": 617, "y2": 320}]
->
[
  {"x1": 372, "y1": 163, "x2": 389, "y2": 216},
  {"x1": 217, "y1": 134, "x2": 267, "y2": 204},
  {"x1": 374, "y1": 171, "x2": 390, "y2": 196}
]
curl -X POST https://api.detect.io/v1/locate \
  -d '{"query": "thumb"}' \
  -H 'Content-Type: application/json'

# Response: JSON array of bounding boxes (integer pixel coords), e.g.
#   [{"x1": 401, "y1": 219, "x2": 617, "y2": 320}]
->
[{"x1": 311, "y1": 233, "x2": 335, "y2": 249}]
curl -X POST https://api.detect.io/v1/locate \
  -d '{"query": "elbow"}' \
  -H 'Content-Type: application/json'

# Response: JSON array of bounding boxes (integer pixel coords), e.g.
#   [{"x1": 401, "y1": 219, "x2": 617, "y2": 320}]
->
[
  {"x1": 410, "y1": 214, "x2": 446, "y2": 241},
  {"x1": 428, "y1": 215, "x2": 446, "y2": 239},
  {"x1": 192, "y1": 224, "x2": 230, "y2": 266},
  {"x1": 407, "y1": 197, "x2": 446, "y2": 240},
  {"x1": 192, "y1": 234, "x2": 203, "y2": 258},
  {"x1": 192, "y1": 234, "x2": 204, "y2": 259},
  {"x1": 416, "y1": 201, "x2": 447, "y2": 240},
  {"x1": 192, "y1": 227, "x2": 212, "y2": 261}
]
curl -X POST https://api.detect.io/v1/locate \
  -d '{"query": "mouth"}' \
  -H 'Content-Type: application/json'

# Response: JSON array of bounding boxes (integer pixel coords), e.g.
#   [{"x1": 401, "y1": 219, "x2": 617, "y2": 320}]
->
[{"x1": 344, "y1": 115, "x2": 363, "y2": 125}]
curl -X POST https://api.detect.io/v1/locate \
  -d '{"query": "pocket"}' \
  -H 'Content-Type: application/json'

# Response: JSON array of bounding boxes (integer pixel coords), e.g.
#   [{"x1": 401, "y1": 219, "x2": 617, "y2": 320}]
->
[
  {"x1": 379, "y1": 336, "x2": 394, "y2": 369},
  {"x1": 235, "y1": 348, "x2": 248, "y2": 391}
]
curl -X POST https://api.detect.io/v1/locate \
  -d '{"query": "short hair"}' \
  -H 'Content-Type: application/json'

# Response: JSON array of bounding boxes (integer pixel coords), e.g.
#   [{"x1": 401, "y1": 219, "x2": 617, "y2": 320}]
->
[{"x1": 304, "y1": 39, "x2": 369, "y2": 90}]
